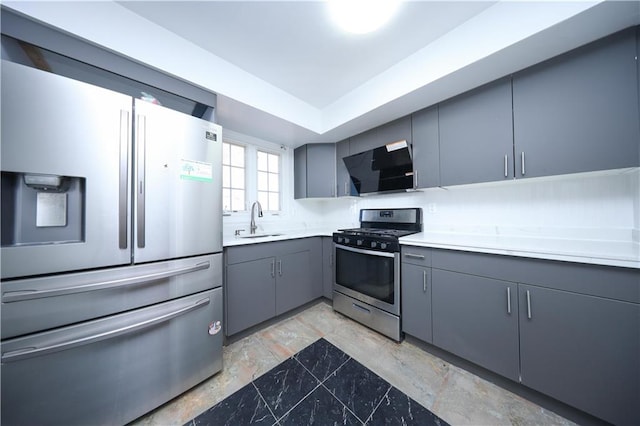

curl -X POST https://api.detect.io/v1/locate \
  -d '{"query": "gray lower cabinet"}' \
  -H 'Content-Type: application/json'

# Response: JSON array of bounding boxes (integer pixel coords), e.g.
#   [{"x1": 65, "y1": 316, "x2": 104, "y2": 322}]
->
[
  {"x1": 411, "y1": 106, "x2": 440, "y2": 189},
  {"x1": 275, "y1": 249, "x2": 314, "y2": 315},
  {"x1": 438, "y1": 78, "x2": 514, "y2": 186},
  {"x1": 407, "y1": 247, "x2": 640, "y2": 424},
  {"x1": 512, "y1": 28, "x2": 640, "y2": 177},
  {"x1": 401, "y1": 262, "x2": 432, "y2": 343},
  {"x1": 294, "y1": 143, "x2": 335, "y2": 199},
  {"x1": 225, "y1": 257, "x2": 276, "y2": 336},
  {"x1": 431, "y1": 269, "x2": 519, "y2": 381},
  {"x1": 322, "y1": 237, "x2": 334, "y2": 299},
  {"x1": 519, "y1": 284, "x2": 640, "y2": 426},
  {"x1": 225, "y1": 238, "x2": 323, "y2": 336}
]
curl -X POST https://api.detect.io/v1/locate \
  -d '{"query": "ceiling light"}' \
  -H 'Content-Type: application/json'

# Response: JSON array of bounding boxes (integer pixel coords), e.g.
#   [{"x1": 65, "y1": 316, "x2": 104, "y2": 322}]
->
[{"x1": 329, "y1": 0, "x2": 401, "y2": 35}]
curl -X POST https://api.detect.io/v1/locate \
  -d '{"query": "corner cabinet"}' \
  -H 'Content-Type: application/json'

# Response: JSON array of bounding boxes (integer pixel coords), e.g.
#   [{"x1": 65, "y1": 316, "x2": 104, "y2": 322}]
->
[
  {"x1": 402, "y1": 246, "x2": 640, "y2": 425},
  {"x1": 225, "y1": 238, "x2": 323, "y2": 336},
  {"x1": 294, "y1": 143, "x2": 335, "y2": 199},
  {"x1": 322, "y1": 237, "x2": 334, "y2": 299},
  {"x1": 438, "y1": 78, "x2": 514, "y2": 186},
  {"x1": 512, "y1": 28, "x2": 640, "y2": 177}
]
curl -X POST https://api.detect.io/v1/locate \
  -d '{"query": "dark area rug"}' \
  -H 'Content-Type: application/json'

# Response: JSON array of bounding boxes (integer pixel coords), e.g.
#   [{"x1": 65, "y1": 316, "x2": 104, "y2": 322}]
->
[{"x1": 185, "y1": 338, "x2": 449, "y2": 425}]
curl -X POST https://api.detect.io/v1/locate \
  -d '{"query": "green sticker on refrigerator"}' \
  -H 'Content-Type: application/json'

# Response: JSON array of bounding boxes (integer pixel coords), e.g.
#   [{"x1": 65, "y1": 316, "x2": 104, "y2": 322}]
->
[{"x1": 180, "y1": 159, "x2": 213, "y2": 182}]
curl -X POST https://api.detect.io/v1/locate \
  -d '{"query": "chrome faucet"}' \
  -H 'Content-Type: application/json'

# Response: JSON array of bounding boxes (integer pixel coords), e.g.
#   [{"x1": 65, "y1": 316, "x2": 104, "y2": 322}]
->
[{"x1": 250, "y1": 201, "x2": 263, "y2": 234}]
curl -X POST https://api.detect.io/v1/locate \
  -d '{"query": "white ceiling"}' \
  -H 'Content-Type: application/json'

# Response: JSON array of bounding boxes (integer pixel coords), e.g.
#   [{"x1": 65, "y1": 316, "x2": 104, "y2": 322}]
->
[{"x1": 5, "y1": 1, "x2": 640, "y2": 146}]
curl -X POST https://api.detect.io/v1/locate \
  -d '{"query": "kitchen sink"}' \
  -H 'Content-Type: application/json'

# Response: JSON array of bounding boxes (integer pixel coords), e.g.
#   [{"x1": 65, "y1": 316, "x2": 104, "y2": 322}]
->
[{"x1": 239, "y1": 233, "x2": 284, "y2": 239}]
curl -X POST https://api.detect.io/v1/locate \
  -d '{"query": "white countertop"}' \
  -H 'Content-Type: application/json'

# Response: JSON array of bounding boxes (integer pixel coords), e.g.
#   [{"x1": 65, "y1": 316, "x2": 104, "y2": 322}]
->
[
  {"x1": 223, "y1": 228, "x2": 334, "y2": 247},
  {"x1": 400, "y1": 231, "x2": 640, "y2": 269},
  {"x1": 223, "y1": 227, "x2": 640, "y2": 269}
]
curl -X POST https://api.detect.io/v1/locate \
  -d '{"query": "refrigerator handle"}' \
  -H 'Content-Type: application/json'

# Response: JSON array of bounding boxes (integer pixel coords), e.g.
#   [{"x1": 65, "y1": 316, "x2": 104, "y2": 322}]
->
[
  {"x1": 2, "y1": 261, "x2": 210, "y2": 303},
  {"x1": 119, "y1": 109, "x2": 130, "y2": 249},
  {"x1": 136, "y1": 114, "x2": 146, "y2": 248},
  {"x1": 1, "y1": 297, "x2": 210, "y2": 363}
]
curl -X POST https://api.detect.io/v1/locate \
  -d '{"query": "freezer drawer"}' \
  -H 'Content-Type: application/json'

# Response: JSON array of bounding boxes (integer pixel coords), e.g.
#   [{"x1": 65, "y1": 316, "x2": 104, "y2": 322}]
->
[
  {"x1": 1, "y1": 253, "x2": 222, "y2": 339},
  {"x1": 1, "y1": 288, "x2": 223, "y2": 426}
]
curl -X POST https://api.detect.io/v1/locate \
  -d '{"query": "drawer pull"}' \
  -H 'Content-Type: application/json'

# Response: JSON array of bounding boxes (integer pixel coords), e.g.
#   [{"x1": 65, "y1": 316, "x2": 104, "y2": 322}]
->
[
  {"x1": 2, "y1": 262, "x2": 210, "y2": 303},
  {"x1": 2, "y1": 297, "x2": 210, "y2": 363},
  {"x1": 405, "y1": 253, "x2": 425, "y2": 260},
  {"x1": 507, "y1": 287, "x2": 511, "y2": 314}
]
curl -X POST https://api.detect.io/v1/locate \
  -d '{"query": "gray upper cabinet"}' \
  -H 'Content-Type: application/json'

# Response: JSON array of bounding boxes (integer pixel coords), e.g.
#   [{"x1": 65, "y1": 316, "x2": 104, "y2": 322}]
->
[
  {"x1": 294, "y1": 143, "x2": 335, "y2": 199},
  {"x1": 431, "y1": 268, "x2": 520, "y2": 381},
  {"x1": 411, "y1": 106, "x2": 440, "y2": 189},
  {"x1": 349, "y1": 116, "x2": 413, "y2": 155},
  {"x1": 519, "y1": 284, "x2": 639, "y2": 426},
  {"x1": 438, "y1": 79, "x2": 514, "y2": 186},
  {"x1": 512, "y1": 28, "x2": 640, "y2": 178},
  {"x1": 335, "y1": 139, "x2": 357, "y2": 197}
]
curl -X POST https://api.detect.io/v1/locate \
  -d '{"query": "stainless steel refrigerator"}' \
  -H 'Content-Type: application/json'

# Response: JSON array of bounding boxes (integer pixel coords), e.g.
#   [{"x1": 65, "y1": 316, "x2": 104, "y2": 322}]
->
[{"x1": 1, "y1": 60, "x2": 224, "y2": 425}]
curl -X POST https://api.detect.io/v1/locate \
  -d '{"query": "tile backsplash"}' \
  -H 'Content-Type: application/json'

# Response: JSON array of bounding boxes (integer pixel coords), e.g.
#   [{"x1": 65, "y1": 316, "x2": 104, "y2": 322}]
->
[{"x1": 292, "y1": 167, "x2": 639, "y2": 243}]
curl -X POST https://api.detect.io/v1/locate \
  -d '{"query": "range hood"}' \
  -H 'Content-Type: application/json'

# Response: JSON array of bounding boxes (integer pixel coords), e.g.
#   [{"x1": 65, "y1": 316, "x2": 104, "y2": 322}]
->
[{"x1": 343, "y1": 140, "x2": 414, "y2": 195}]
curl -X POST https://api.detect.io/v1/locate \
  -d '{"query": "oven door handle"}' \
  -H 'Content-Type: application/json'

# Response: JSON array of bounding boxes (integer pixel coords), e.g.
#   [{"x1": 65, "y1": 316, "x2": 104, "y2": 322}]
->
[{"x1": 334, "y1": 244, "x2": 396, "y2": 258}]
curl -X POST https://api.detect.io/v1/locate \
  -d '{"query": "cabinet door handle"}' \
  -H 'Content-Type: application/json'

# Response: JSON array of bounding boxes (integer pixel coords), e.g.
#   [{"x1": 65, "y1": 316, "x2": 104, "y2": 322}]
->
[
  {"x1": 278, "y1": 260, "x2": 282, "y2": 276},
  {"x1": 405, "y1": 253, "x2": 425, "y2": 260},
  {"x1": 414, "y1": 169, "x2": 419, "y2": 188},
  {"x1": 344, "y1": 181, "x2": 348, "y2": 196},
  {"x1": 526, "y1": 290, "x2": 532, "y2": 319},
  {"x1": 504, "y1": 154, "x2": 508, "y2": 178},
  {"x1": 270, "y1": 260, "x2": 275, "y2": 278},
  {"x1": 423, "y1": 270, "x2": 427, "y2": 292},
  {"x1": 521, "y1": 152, "x2": 526, "y2": 176},
  {"x1": 507, "y1": 287, "x2": 511, "y2": 314}
]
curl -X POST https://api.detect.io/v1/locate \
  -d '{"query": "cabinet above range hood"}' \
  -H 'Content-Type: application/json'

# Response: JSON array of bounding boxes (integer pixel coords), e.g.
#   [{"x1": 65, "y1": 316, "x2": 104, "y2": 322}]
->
[{"x1": 343, "y1": 140, "x2": 414, "y2": 195}]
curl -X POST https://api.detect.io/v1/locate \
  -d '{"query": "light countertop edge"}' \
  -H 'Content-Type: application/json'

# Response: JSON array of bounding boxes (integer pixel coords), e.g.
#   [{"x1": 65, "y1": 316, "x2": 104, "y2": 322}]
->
[
  {"x1": 400, "y1": 233, "x2": 640, "y2": 269},
  {"x1": 223, "y1": 229, "x2": 640, "y2": 269}
]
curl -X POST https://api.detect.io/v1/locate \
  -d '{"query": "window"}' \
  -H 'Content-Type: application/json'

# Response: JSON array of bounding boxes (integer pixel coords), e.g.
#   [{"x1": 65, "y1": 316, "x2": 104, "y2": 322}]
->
[
  {"x1": 257, "y1": 150, "x2": 280, "y2": 211},
  {"x1": 222, "y1": 142, "x2": 246, "y2": 211}
]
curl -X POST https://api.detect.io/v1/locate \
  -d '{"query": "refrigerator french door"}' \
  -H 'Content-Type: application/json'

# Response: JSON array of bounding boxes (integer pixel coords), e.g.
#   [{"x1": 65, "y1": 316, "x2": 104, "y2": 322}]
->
[{"x1": 1, "y1": 60, "x2": 224, "y2": 425}]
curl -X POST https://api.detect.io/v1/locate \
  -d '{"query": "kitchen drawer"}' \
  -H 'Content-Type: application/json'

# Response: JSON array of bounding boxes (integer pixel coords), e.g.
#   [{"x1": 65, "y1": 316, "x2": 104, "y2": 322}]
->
[
  {"x1": 432, "y1": 249, "x2": 639, "y2": 303},
  {"x1": 401, "y1": 245, "x2": 432, "y2": 267},
  {"x1": 1, "y1": 253, "x2": 222, "y2": 339},
  {"x1": 1, "y1": 288, "x2": 223, "y2": 426}
]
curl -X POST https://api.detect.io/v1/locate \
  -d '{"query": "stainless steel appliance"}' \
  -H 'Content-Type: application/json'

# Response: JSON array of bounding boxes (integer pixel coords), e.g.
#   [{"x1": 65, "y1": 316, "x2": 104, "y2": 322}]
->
[
  {"x1": 1, "y1": 61, "x2": 224, "y2": 425},
  {"x1": 333, "y1": 208, "x2": 422, "y2": 341}
]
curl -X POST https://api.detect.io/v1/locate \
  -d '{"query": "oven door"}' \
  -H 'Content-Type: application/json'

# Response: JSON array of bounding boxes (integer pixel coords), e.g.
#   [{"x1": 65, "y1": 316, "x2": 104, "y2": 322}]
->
[{"x1": 334, "y1": 243, "x2": 400, "y2": 315}]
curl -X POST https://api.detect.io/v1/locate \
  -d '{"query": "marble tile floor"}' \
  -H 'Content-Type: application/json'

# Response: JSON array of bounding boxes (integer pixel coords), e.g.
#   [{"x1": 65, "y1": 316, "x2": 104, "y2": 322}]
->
[
  {"x1": 132, "y1": 300, "x2": 575, "y2": 426},
  {"x1": 187, "y1": 338, "x2": 449, "y2": 425}
]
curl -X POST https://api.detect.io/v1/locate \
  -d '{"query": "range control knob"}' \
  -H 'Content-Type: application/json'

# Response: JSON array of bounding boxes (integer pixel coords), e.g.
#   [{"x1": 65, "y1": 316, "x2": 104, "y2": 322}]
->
[
  {"x1": 344, "y1": 237, "x2": 350, "y2": 244},
  {"x1": 337, "y1": 237, "x2": 343, "y2": 244},
  {"x1": 380, "y1": 243, "x2": 387, "y2": 250},
  {"x1": 370, "y1": 241, "x2": 377, "y2": 248},
  {"x1": 357, "y1": 239, "x2": 364, "y2": 246}
]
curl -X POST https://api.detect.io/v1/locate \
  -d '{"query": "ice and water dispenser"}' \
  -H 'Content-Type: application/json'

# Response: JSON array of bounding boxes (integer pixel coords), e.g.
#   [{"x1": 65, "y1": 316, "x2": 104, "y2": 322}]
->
[{"x1": 1, "y1": 172, "x2": 85, "y2": 247}]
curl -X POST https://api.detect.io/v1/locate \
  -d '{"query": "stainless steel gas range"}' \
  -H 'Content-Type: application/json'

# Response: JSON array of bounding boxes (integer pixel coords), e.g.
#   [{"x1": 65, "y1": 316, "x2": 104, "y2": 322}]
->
[{"x1": 332, "y1": 208, "x2": 422, "y2": 341}]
